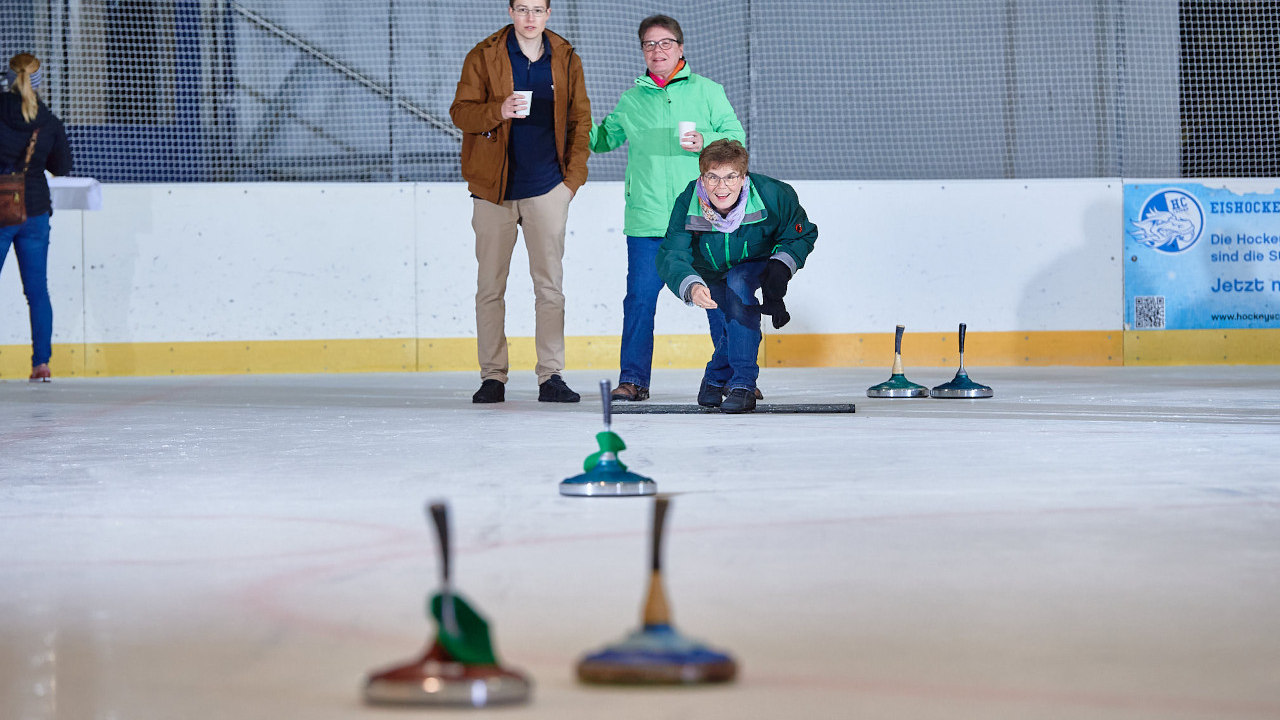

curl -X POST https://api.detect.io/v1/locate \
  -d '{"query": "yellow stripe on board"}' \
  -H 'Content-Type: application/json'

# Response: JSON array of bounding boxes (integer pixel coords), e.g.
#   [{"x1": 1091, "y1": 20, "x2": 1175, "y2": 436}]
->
[
  {"x1": 1124, "y1": 329, "x2": 1280, "y2": 365},
  {"x1": 82, "y1": 339, "x2": 417, "y2": 377},
  {"x1": 10, "y1": 330, "x2": 1277, "y2": 379},
  {"x1": 418, "y1": 334, "x2": 718, "y2": 373},
  {"x1": 0, "y1": 343, "x2": 86, "y2": 380},
  {"x1": 763, "y1": 330, "x2": 1123, "y2": 367}
]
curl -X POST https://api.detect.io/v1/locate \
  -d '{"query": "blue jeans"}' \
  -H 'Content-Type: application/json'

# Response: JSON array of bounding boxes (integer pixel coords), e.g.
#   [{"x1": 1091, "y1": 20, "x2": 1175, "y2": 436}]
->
[
  {"x1": 619, "y1": 236, "x2": 726, "y2": 389},
  {"x1": 703, "y1": 260, "x2": 766, "y2": 391},
  {"x1": 0, "y1": 214, "x2": 53, "y2": 365},
  {"x1": 618, "y1": 236, "x2": 667, "y2": 388}
]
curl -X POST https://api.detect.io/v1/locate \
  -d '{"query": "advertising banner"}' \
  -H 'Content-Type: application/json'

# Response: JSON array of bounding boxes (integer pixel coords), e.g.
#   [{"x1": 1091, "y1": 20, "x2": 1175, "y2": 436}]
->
[{"x1": 1125, "y1": 182, "x2": 1280, "y2": 330}]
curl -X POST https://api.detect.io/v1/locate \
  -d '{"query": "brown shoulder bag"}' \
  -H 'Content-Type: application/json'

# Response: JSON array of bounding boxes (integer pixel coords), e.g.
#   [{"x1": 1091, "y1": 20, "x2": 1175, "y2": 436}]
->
[{"x1": 0, "y1": 129, "x2": 41, "y2": 227}]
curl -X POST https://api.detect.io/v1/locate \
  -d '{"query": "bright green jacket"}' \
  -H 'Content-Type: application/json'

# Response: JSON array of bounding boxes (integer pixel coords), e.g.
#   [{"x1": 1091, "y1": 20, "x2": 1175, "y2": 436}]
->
[
  {"x1": 590, "y1": 63, "x2": 745, "y2": 237},
  {"x1": 657, "y1": 174, "x2": 818, "y2": 300}
]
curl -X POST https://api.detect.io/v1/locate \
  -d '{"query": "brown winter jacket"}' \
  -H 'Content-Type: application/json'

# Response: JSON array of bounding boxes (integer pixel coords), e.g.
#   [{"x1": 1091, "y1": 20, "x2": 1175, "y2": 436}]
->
[{"x1": 450, "y1": 26, "x2": 591, "y2": 205}]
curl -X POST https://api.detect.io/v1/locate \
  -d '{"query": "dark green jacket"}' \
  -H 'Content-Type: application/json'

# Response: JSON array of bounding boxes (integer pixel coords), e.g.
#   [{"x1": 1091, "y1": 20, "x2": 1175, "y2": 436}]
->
[{"x1": 657, "y1": 173, "x2": 818, "y2": 300}]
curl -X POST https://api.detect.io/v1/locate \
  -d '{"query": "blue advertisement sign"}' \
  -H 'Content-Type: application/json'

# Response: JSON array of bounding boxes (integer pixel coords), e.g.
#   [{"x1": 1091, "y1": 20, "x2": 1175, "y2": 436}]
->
[{"x1": 1125, "y1": 183, "x2": 1280, "y2": 330}]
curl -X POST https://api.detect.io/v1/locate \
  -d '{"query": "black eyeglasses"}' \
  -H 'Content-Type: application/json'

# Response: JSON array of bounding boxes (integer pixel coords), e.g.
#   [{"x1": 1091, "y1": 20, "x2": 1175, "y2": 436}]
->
[
  {"x1": 702, "y1": 173, "x2": 742, "y2": 187},
  {"x1": 641, "y1": 38, "x2": 679, "y2": 53}
]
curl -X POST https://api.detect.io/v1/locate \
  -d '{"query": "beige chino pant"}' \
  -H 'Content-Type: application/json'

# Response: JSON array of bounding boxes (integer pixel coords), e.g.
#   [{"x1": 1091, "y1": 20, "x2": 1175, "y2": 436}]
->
[{"x1": 472, "y1": 183, "x2": 571, "y2": 385}]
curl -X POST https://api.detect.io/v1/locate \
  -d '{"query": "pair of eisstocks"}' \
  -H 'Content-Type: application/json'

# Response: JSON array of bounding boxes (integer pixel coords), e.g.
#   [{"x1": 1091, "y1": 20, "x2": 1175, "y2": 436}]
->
[
  {"x1": 362, "y1": 496, "x2": 735, "y2": 708},
  {"x1": 866, "y1": 323, "x2": 994, "y2": 399}
]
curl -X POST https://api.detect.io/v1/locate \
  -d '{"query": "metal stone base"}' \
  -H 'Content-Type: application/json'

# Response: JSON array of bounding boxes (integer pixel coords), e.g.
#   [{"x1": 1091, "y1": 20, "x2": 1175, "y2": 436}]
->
[
  {"x1": 867, "y1": 386, "x2": 930, "y2": 398},
  {"x1": 364, "y1": 672, "x2": 531, "y2": 707},
  {"x1": 930, "y1": 385, "x2": 994, "y2": 398},
  {"x1": 364, "y1": 650, "x2": 532, "y2": 709},
  {"x1": 576, "y1": 624, "x2": 737, "y2": 685},
  {"x1": 560, "y1": 456, "x2": 656, "y2": 497},
  {"x1": 560, "y1": 477, "x2": 657, "y2": 497},
  {"x1": 930, "y1": 372, "x2": 994, "y2": 398},
  {"x1": 577, "y1": 656, "x2": 737, "y2": 685},
  {"x1": 867, "y1": 372, "x2": 930, "y2": 398}
]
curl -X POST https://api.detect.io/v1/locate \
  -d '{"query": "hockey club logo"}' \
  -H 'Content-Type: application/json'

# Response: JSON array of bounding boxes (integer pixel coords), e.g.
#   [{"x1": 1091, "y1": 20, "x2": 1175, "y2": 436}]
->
[{"x1": 1129, "y1": 188, "x2": 1205, "y2": 254}]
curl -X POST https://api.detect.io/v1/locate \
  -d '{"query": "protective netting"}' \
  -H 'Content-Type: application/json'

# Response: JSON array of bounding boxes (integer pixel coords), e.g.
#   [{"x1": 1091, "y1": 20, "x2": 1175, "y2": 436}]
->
[
  {"x1": 0, "y1": 0, "x2": 1276, "y2": 182},
  {"x1": 1179, "y1": 0, "x2": 1280, "y2": 177}
]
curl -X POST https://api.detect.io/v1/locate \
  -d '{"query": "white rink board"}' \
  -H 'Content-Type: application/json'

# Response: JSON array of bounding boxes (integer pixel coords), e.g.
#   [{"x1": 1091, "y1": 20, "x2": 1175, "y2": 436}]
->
[
  {"x1": 79, "y1": 184, "x2": 418, "y2": 343},
  {"x1": 2, "y1": 179, "x2": 1122, "y2": 347},
  {"x1": 783, "y1": 179, "x2": 1124, "y2": 333},
  {"x1": 413, "y1": 181, "x2": 709, "y2": 339}
]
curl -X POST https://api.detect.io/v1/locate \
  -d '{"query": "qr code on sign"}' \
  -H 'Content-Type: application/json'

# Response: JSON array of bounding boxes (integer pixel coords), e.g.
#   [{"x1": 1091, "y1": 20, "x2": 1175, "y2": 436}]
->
[{"x1": 1134, "y1": 295, "x2": 1165, "y2": 329}]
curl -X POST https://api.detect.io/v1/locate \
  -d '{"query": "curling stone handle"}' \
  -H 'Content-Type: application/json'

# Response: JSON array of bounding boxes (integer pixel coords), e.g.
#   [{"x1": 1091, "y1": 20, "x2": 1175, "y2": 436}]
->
[
  {"x1": 957, "y1": 323, "x2": 967, "y2": 354},
  {"x1": 429, "y1": 502, "x2": 451, "y2": 584},
  {"x1": 894, "y1": 325, "x2": 905, "y2": 354},
  {"x1": 642, "y1": 496, "x2": 673, "y2": 626},
  {"x1": 428, "y1": 501, "x2": 459, "y2": 636},
  {"x1": 599, "y1": 379, "x2": 612, "y2": 431},
  {"x1": 651, "y1": 496, "x2": 670, "y2": 573}
]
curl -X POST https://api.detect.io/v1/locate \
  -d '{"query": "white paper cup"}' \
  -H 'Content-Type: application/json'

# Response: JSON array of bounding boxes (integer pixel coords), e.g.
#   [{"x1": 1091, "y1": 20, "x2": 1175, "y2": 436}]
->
[
  {"x1": 678, "y1": 121, "x2": 696, "y2": 145},
  {"x1": 514, "y1": 91, "x2": 533, "y2": 118}
]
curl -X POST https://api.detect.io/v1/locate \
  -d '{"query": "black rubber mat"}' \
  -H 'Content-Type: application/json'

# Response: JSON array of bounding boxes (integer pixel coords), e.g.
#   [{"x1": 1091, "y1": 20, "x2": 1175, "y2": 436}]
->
[{"x1": 609, "y1": 403, "x2": 856, "y2": 414}]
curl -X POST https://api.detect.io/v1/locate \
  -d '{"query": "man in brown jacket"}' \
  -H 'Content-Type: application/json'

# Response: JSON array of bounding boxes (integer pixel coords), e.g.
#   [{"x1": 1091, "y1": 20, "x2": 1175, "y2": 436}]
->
[{"x1": 450, "y1": 0, "x2": 591, "y2": 404}]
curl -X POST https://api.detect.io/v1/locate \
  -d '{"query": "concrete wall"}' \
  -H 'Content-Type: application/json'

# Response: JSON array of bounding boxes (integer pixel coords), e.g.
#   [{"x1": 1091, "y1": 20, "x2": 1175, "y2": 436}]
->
[{"x1": 1, "y1": 179, "x2": 1127, "y2": 378}]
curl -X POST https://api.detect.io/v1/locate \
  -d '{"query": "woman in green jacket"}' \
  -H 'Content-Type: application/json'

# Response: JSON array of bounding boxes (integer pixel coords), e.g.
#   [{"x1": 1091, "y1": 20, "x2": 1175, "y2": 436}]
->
[
  {"x1": 657, "y1": 140, "x2": 818, "y2": 413},
  {"x1": 590, "y1": 14, "x2": 745, "y2": 402}
]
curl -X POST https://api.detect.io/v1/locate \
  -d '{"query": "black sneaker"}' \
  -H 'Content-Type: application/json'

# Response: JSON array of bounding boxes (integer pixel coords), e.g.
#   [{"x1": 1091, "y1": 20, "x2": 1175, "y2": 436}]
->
[
  {"x1": 472, "y1": 379, "x2": 505, "y2": 403},
  {"x1": 538, "y1": 374, "x2": 581, "y2": 403},
  {"x1": 697, "y1": 380, "x2": 725, "y2": 407},
  {"x1": 720, "y1": 387, "x2": 757, "y2": 414}
]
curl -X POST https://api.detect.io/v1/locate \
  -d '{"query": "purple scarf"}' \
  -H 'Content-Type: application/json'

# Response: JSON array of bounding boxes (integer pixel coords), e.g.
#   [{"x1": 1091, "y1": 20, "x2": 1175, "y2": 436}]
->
[{"x1": 695, "y1": 175, "x2": 751, "y2": 233}]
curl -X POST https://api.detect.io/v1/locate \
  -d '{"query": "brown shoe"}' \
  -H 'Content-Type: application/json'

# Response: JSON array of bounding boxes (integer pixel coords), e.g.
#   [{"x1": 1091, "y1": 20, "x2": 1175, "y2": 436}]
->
[
  {"x1": 610, "y1": 382, "x2": 649, "y2": 401},
  {"x1": 754, "y1": 387, "x2": 764, "y2": 400},
  {"x1": 29, "y1": 364, "x2": 51, "y2": 383}
]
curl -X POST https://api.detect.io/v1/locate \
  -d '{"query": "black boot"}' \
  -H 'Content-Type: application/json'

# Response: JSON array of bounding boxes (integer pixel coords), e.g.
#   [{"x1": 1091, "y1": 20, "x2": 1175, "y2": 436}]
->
[
  {"x1": 538, "y1": 374, "x2": 581, "y2": 403},
  {"x1": 720, "y1": 387, "x2": 757, "y2": 414},
  {"x1": 697, "y1": 380, "x2": 725, "y2": 407},
  {"x1": 472, "y1": 379, "x2": 505, "y2": 403}
]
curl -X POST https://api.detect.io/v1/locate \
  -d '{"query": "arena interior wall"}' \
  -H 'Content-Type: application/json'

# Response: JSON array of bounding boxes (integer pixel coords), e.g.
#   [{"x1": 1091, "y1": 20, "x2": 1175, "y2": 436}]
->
[{"x1": 1, "y1": 179, "x2": 1274, "y2": 379}]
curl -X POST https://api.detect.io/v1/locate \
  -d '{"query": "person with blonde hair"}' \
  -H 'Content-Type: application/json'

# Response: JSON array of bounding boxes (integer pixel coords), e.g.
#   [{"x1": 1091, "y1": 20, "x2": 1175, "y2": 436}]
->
[{"x1": 0, "y1": 52, "x2": 72, "y2": 382}]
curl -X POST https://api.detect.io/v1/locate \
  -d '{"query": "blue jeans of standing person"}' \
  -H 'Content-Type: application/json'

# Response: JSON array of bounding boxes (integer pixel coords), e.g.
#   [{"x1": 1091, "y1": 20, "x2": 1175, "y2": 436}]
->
[
  {"x1": 622, "y1": 237, "x2": 727, "y2": 389},
  {"x1": 0, "y1": 214, "x2": 53, "y2": 366},
  {"x1": 619, "y1": 236, "x2": 727, "y2": 389},
  {"x1": 618, "y1": 236, "x2": 666, "y2": 389},
  {"x1": 703, "y1": 259, "x2": 766, "y2": 392}
]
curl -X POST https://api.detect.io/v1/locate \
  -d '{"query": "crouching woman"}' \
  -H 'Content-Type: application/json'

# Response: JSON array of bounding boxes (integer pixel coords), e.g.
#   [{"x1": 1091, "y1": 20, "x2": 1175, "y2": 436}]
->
[{"x1": 655, "y1": 139, "x2": 818, "y2": 413}]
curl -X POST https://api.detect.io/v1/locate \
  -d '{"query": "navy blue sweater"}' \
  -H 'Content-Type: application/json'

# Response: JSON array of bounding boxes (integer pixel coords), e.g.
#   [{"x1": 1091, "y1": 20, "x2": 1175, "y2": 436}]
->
[
  {"x1": 504, "y1": 30, "x2": 562, "y2": 201},
  {"x1": 0, "y1": 92, "x2": 72, "y2": 217}
]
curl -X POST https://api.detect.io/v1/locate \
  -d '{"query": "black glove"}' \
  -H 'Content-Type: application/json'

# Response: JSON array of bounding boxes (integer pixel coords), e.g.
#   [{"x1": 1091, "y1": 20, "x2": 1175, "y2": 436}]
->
[
  {"x1": 759, "y1": 259, "x2": 792, "y2": 328},
  {"x1": 766, "y1": 304, "x2": 791, "y2": 329},
  {"x1": 761, "y1": 259, "x2": 791, "y2": 300}
]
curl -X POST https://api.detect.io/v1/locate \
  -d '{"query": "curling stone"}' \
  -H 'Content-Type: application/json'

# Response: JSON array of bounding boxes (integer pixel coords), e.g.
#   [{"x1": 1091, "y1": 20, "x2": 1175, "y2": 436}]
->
[
  {"x1": 576, "y1": 496, "x2": 737, "y2": 685},
  {"x1": 867, "y1": 325, "x2": 930, "y2": 398},
  {"x1": 930, "y1": 323, "x2": 993, "y2": 398},
  {"x1": 363, "y1": 502, "x2": 531, "y2": 707},
  {"x1": 560, "y1": 380, "x2": 657, "y2": 497}
]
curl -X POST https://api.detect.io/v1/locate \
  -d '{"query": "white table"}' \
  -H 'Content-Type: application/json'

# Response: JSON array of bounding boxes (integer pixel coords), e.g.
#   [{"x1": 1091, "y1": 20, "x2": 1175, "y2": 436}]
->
[{"x1": 48, "y1": 175, "x2": 102, "y2": 211}]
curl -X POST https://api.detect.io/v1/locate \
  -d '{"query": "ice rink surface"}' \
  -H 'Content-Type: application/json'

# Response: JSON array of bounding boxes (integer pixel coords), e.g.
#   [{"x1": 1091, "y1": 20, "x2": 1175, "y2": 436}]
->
[{"x1": 2, "y1": 366, "x2": 1278, "y2": 720}]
